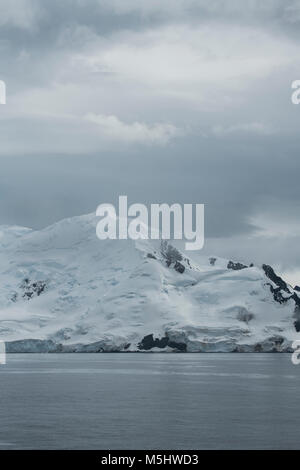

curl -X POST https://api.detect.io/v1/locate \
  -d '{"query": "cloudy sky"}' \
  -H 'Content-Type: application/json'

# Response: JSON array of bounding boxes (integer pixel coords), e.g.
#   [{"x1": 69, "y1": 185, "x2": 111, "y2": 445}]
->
[{"x1": 0, "y1": 0, "x2": 300, "y2": 283}]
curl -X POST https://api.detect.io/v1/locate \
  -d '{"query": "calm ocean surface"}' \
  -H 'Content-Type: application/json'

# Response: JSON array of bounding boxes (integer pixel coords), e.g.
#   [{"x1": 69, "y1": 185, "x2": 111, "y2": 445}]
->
[{"x1": 0, "y1": 353, "x2": 299, "y2": 449}]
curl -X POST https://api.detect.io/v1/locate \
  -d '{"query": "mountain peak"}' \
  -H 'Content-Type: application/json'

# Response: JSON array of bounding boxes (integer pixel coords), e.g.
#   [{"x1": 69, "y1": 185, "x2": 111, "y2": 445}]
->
[{"x1": 0, "y1": 213, "x2": 297, "y2": 352}]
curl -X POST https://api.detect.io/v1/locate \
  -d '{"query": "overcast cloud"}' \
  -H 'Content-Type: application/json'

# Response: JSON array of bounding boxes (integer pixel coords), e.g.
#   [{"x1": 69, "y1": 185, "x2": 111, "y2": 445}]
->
[{"x1": 0, "y1": 0, "x2": 300, "y2": 283}]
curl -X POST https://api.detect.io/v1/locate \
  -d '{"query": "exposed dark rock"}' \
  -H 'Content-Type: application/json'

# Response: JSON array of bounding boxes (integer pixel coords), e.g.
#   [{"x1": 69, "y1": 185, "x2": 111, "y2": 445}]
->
[
  {"x1": 294, "y1": 286, "x2": 300, "y2": 292},
  {"x1": 20, "y1": 278, "x2": 47, "y2": 300},
  {"x1": 292, "y1": 292, "x2": 300, "y2": 308},
  {"x1": 209, "y1": 257, "x2": 217, "y2": 266},
  {"x1": 294, "y1": 320, "x2": 300, "y2": 332},
  {"x1": 138, "y1": 333, "x2": 186, "y2": 351},
  {"x1": 168, "y1": 340, "x2": 186, "y2": 351},
  {"x1": 264, "y1": 270, "x2": 300, "y2": 334},
  {"x1": 267, "y1": 284, "x2": 288, "y2": 304},
  {"x1": 147, "y1": 253, "x2": 156, "y2": 260},
  {"x1": 160, "y1": 242, "x2": 186, "y2": 273},
  {"x1": 262, "y1": 266, "x2": 300, "y2": 332},
  {"x1": 262, "y1": 265, "x2": 300, "y2": 328},
  {"x1": 174, "y1": 261, "x2": 185, "y2": 274},
  {"x1": 227, "y1": 260, "x2": 248, "y2": 271},
  {"x1": 294, "y1": 305, "x2": 300, "y2": 332},
  {"x1": 262, "y1": 264, "x2": 290, "y2": 293},
  {"x1": 138, "y1": 334, "x2": 168, "y2": 350},
  {"x1": 161, "y1": 241, "x2": 182, "y2": 264}
]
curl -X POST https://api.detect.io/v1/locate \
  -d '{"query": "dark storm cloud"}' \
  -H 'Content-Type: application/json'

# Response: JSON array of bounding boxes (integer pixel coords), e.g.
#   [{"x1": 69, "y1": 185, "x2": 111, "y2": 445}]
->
[{"x1": 2, "y1": 1, "x2": 300, "y2": 52}]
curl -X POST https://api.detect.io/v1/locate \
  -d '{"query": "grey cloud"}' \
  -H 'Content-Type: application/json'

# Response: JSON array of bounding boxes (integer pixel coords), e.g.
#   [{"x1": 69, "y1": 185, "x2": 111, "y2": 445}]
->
[{"x1": 0, "y1": 0, "x2": 299, "y2": 278}]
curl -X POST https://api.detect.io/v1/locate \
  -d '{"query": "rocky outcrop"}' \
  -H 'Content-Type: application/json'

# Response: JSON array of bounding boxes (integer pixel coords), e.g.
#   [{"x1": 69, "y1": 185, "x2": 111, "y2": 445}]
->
[
  {"x1": 11, "y1": 278, "x2": 47, "y2": 302},
  {"x1": 227, "y1": 261, "x2": 248, "y2": 271},
  {"x1": 262, "y1": 265, "x2": 300, "y2": 322},
  {"x1": 138, "y1": 334, "x2": 187, "y2": 351},
  {"x1": 262, "y1": 264, "x2": 290, "y2": 292},
  {"x1": 174, "y1": 261, "x2": 185, "y2": 273}
]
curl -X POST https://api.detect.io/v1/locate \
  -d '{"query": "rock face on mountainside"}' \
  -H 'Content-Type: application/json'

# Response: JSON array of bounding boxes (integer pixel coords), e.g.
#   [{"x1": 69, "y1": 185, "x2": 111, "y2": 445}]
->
[{"x1": 0, "y1": 214, "x2": 299, "y2": 352}]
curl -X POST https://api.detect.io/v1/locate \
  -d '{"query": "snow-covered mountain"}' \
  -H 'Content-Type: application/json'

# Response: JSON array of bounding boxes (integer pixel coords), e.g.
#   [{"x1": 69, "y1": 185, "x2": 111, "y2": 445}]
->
[{"x1": 0, "y1": 213, "x2": 299, "y2": 352}]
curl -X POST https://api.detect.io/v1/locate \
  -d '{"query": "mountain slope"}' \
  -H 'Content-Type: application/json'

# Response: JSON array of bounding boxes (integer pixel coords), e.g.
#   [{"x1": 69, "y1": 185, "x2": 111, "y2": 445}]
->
[{"x1": 0, "y1": 213, "x2": 298, "y2": 352}]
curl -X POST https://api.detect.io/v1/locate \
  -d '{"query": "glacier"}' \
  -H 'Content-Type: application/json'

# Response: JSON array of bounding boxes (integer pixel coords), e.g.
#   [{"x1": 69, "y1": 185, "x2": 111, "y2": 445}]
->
[{"x1": 0, "y1": 213, "x2": 299, "y2": 353}]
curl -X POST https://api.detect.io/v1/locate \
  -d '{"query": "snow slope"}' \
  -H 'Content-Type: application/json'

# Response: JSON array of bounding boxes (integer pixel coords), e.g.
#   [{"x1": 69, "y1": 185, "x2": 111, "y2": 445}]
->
[{"x1": 0, "y1": 213, "x2": 299, "y2": 352}]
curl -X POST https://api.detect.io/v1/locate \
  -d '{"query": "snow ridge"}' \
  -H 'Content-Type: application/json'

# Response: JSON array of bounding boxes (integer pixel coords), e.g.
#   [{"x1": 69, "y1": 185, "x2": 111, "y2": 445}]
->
[{"x1": 0, "y1": 213, "x2": 299, "y2": 352}]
